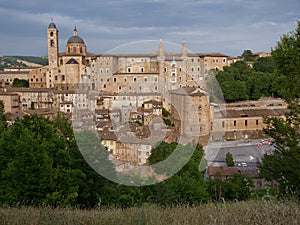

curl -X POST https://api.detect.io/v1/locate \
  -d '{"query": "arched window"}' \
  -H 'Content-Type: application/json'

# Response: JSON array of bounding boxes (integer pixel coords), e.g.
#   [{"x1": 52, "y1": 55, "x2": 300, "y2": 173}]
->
[
  {"x1": 50, "y1": 31, "x2": 54, "y2": 37},
  {"x1": 73, "y1": 47, "x2": 76, "y2": 53},
  {"x1": 50, "y1": 40, "x2": 54, "y2": 46},
  {"x1": 80, "y1": 47, "x2": 83, "y2": 53}
]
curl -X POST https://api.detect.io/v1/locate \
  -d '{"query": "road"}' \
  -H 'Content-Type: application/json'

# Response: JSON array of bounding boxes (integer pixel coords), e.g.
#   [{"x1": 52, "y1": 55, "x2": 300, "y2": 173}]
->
[{"x1": 204, "y1": 139, "x2": 274, "y2": 167}]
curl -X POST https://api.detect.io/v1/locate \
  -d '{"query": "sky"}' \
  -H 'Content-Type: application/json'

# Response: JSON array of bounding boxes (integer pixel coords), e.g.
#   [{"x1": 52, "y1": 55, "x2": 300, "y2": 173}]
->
[{"x1": 0, "y1": 0, "x2": 299, "y2": 57}]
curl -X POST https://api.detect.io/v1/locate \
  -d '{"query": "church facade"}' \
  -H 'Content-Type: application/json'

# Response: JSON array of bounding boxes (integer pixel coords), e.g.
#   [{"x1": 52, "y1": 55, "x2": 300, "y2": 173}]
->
[{"x1": 29, "y1": 22, "x2": 96, "y2": 90}]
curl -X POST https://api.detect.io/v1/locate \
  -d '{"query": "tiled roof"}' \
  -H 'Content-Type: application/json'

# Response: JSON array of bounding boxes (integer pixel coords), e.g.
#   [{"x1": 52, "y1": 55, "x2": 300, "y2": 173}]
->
[
  {"x1": 66, "y1": 58, "x2": 79, "y2": 64},
  {"x1": 217, "y1": 108, "x2": 288, "y2": 119},
  {"x1": 208, "y1": 166, "x2": 239, "y2": 177}
]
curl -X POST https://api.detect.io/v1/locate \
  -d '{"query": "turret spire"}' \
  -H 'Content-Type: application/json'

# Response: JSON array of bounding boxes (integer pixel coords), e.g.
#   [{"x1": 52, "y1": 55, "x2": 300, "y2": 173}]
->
[
  {"x1": 73, "y1": 26, "x2": 78, "y2": 36},
  {"x1": 159, "y1": 38, "x2": 164, "y2": 59}
]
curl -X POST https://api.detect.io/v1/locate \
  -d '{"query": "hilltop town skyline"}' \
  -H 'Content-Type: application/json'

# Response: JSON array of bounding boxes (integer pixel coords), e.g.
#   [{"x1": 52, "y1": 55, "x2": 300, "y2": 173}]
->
[{"x1": 0, "y1": 0, "x2": 299, "y2": 56}]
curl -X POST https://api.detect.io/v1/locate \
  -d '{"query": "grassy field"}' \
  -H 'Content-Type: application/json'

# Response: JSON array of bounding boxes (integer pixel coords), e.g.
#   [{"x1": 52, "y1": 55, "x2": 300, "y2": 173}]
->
[{"x1": 0, "y1": 199, "x2": 299, "y2": 225}]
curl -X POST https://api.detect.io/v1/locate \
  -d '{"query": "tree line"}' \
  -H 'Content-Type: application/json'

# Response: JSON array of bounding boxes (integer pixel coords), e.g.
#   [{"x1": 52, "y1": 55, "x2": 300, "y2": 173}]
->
[
  {"x1": 209, "y1": 57, "x2": 277, "y2": 102},
  {"x1": 0, "y1": 111, "x2": 255, "y2": 208}
]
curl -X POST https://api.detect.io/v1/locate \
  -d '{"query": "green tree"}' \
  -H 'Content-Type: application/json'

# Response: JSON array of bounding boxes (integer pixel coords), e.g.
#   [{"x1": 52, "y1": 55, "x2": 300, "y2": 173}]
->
[
  {"x1": 272, "y1": 22, "x2": 300, "y2": 101},
  {"x1": 225, "y1": 152, "x2": 234, "y2": 166},
  {"x1": 148, "y1": 143, "x2": 210, "y2": 205},
  {"x1": 241, "y1": 49, "x2": 255, "y2": 62},
  {"x1": 216, "y1": 61, "x2": 251, "y2": 102},
  {"x1": 259, "y1": 22, "x2": 300, "y2": 199},
  {"x1": 162, "y1": 108, "x2": 170, "y2": 117},
  {"x1": 207, "y1": 173, "x2": 254, "y2": 201},
  {"x1": 0, "y1": 115, "x2": 84, "y2": 206},
  {"x1": 0, "y1": 114, "x2": 118, "y2": 207},
  {"x1": 248, "y1": 71, "x2": 274, "y2": 100},
  {"x1": 216, "y1": 60, "x2": 276, "y2": 102},
  {"x1": 0, "y1": 100, "x2": 6, "y2": 133},
  {"x1": 259, "y1": 106, "x2": 300, "y2": 198},
  {"x1": 12, "y1": 78, "x2": 29, "y2": 87},
  {"x1": 224, "y1": 173, "x2": 254, "y2": 200},
  {"x1": 253, "y1": 56, "x2": 276, "y2": 73}
]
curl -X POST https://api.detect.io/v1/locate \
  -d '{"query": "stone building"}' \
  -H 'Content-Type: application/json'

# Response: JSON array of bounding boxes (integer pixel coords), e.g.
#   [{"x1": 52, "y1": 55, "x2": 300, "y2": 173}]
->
[
  {"x1": 211, "y1": 99, "x2": 288, "y2": 141},
  {"x1": 0, "y1": 91, "x2": 22, "y2": 119},
  {"x1": 169, "y1": 87, "x2": 211, "y2": 145},
  {"x1": 28, "y1": 22, "x2": 231, "y2": 94},
  {"x1": 4, "y1": 87, "x2": 53, "y2": 110},
  {"x1": 29, "y1": 22, "x2": 96, "y2": 90},
  {"x1": 0, "y1": 67, "x2": 37, "y2": 85}
]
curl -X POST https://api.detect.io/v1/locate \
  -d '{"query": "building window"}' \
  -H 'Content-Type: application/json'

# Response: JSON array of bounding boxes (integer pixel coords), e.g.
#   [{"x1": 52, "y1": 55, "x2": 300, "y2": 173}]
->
[
  {"x1": 62, "y1": 75, "x2": 65, "y2": 81},
  {"x1": 127, "y1": 67, "x2": 132, "y2": 73},
  {"x1": 114, "y1": 77, "x2": 117, "y2": 82},
  {"x1": 256, "y1": 119, "x2": 259, "y2": 125},
  {"x1": 73, "y1": 47, "x2": 76, "y2": 53},
  {"x1": 245, "y1": 120, "x2": 248, "y2": 126},
  {"x1": 50, "y1": 31, "x2": 54, "y2": 37},
  {"x1": 80, "y1": 47, "x2": 83, "y2": 53},
  {"x1": 141, "y1": 67, "x2": 144, "y2": 73},
  {"x1": 50, "y1": 40, "x2": 54, "y2": 47},
  {"x1": 234, "y1": 120, "x2": 236, "y2": 127},
  {"x1": 222, "y1": 121, "x2": 225, "y2": 128},
  {"x1": 133, "y1": 77, "x2": 137, "y2": 82}
]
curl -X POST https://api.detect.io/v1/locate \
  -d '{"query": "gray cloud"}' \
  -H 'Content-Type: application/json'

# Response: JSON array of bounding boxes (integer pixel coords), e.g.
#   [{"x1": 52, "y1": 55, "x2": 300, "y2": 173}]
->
[{"x1": 0, "y1": 0, "x2": 299, "y2": 56}]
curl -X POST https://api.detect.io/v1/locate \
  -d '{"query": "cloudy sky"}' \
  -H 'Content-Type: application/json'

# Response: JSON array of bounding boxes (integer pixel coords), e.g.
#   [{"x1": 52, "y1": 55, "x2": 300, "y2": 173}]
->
[{"x1": 0, "y1": 0, "x2": 299, "y2": 57}]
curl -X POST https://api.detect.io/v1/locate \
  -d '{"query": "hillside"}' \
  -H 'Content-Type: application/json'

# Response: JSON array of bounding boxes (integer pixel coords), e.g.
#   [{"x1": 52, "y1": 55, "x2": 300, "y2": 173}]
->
[{"x1": 0, "y1": 56, "x2": 48, "y2": 70}]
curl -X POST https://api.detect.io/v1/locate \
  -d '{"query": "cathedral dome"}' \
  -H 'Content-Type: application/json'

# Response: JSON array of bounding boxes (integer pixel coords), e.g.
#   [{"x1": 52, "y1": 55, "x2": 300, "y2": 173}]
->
[
  {"x1": 67, "y1": 27, "x2": 85, "y2": 45},
  {"x1": 67, "y1": 36, "x2": 85, "y2": 45}
]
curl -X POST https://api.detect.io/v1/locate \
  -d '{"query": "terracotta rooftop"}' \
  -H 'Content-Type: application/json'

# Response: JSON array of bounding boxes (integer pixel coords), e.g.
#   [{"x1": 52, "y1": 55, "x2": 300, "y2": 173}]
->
[
  {"x1": 208, "y1": 166, "x2": 239, "y2": 177},
  {"x1": 218, "y1": 108, "x2": 288, "y2": 119}
]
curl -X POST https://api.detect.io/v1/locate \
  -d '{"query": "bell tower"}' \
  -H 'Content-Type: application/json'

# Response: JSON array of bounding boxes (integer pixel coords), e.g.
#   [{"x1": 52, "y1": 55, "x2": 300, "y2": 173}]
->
[{"x1": 47, "y1": 21, "x2": 59, "y2": 69}]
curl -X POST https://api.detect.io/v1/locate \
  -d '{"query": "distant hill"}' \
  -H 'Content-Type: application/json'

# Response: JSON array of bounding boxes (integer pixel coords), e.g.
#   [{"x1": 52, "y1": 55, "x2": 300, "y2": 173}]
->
[{"x1": 0, "y1": 56, "x2": 48, "y2": 71}]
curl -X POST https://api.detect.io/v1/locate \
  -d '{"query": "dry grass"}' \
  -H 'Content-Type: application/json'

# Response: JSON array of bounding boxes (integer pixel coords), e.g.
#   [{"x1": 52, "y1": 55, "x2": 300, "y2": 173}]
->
[{"x1": 0, "y1": 199, "x2": 299, "y2": 225}]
